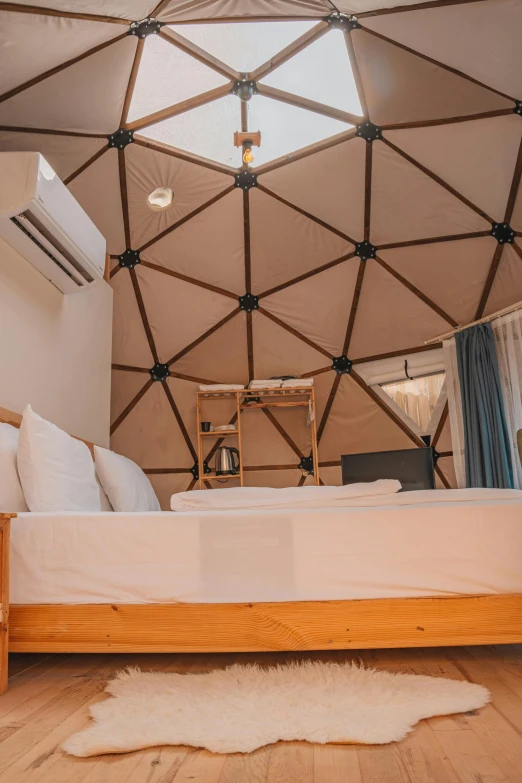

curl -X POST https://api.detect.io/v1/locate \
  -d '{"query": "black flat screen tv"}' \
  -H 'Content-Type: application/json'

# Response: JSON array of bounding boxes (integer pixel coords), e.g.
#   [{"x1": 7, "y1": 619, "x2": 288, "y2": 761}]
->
[{"x1": 341, "y1": 448, "x2": 435, "y2": 491}]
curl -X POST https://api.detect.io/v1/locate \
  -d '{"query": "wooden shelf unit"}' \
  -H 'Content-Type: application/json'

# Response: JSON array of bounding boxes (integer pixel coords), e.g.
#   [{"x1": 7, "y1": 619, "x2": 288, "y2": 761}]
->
[{"x1": 195, "y1": 387, "x2": 319, "y2": 490}]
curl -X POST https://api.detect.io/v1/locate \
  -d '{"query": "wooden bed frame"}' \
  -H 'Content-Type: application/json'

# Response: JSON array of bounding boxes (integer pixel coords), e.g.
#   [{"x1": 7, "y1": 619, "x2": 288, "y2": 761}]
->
[{"x1": 1, "y1": 406, "x2": 522, "y2": 668}]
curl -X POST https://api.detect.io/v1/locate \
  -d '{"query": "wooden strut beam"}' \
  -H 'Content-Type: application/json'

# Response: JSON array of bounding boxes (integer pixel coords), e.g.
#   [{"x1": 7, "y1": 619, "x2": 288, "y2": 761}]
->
[
  {"x1": 166, "y1": 308, "x2": 240, "y2": 367},
  {"x1": 374, "y1": 254, "x2": 458, "y2": 327},
  {"x1": 139, "y1": 185, "x2": 235, "y2": 253},
  {"x1": 162, "y1": 382, "x2": 198, "y2": 462},
  {"x1": 257, "y1": 183, "x2": 357, "y2": 245},
  {"x1": 250, "y1": 21, "x2": 328, "y2": 81},
  {"x1": 120, "y1": 38, "x2": 144, "y2": 128},
  {"x1": 159, "y1": 27, "x2": 240, "y2": 81},
  {"x1": 0, "y1": 125, "x2": 106, "y2": 139},
  {"x1": 381, "y1": 108, "x2": 514, "y2": 131},
  {"x1": 117, "y1": 148, "x2": 131, "y2": 249},
  {"x1": 110, "y1": 378, "x2": 154, "y2": 435},
  {"x1": 257, "y1": 307, "x2": 334, "y2": 360},
  {"x1": 253, "y1": 129, "x2": 357, "y2": 176},
  {"x1": 317, "y1": 373, "x2": 341, "y2": 443},
  {"x1": 382, "y1": 137, "x2": 494, "y2": 225},
  {"x1": 0, "y1": 34, "x2": 127, "y2": 104},
  {"x1": 140, "y1": 259, "x2": 237, "y2": 300},
  {"x1": 256, "y1": 83, "x2": 362, "y2": 126},
  {"x1": 134, "y1": 136, "x2": 238, "y2": 176},
  {"x1": 359, "y1": 24, "x2": 517, "y2": 104},
  {"x1": 262, "y1": 409, "x2": 304, "y2": 459},
  {"x1": 352, "y1": 342, "x2": 443, "y2": 365},
  {"x1": 301, "y1": 366, "x2": 333, "y2": 378},
  {"x1": 145, "y1": 467, "x2": 191, "y2": 475},
  {"x1": 357, "y1": 0, "x2": 491, "y2": 19},
  {"x1": 112, "y1": 363, "x2": 220, "y2": 386},
  {"x1": 432, "y1": 402, "x2": 449, "y2": 449},
  {"x1": 258, "y1": 253, "x2": 355, "y2": 300},
  {"x1": 62, "y1": 145, "x2": 109, "y2": 186},
  {"x1": 0, "y1": 2, "x2": 129, "y2": 24},
  {"x1": 127, "y1": 83, "x2": 233, "y2": 133},
  {"x1": 475, "y1": 244, "x2": 504, "y2": 319},
  {"x1": 435, "y1": 463, "x2": 451, "y2": 489},
  {"x1": 129, "y1": 268, "x2": 159, "y2": 365},
  {"x1": 378, "y1": 231, "x2": 492, "y2": 250}
]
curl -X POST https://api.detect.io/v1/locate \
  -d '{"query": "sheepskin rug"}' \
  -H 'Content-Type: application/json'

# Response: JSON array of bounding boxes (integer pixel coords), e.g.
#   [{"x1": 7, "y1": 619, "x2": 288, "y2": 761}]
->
[{"x1": 63, "y1": 662, "x2": 489, "y2": 757}]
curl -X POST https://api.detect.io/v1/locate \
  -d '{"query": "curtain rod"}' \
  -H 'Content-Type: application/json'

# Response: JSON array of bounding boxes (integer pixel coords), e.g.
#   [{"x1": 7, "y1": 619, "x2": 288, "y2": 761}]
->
[{"x1": 425, "y1": 299, "x2": 522, "y2": 345}]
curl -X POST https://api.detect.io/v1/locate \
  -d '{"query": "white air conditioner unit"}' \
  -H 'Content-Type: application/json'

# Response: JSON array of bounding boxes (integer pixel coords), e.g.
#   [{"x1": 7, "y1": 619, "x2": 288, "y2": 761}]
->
[{"x1": 0, "y1": 151, "x2": 106, "y2": 294}]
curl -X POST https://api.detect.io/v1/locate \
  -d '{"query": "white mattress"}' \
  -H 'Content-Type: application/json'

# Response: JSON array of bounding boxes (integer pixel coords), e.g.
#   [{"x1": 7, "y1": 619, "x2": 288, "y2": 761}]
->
[{"x1": 10, "y1": 489, "x2": 522, "y2": 604}]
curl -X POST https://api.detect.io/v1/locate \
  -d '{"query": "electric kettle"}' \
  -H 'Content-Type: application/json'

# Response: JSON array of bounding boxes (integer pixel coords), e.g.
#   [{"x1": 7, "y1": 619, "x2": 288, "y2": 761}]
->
[{"x1": 214, "y1": 446, "x2": 240, "y2": 476}]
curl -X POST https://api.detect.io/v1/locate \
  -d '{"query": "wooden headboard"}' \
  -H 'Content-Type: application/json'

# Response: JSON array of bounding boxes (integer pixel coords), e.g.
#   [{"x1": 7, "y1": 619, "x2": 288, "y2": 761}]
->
[{"x1": 0, "y1": 406, "x2": 96, "y2": 457}]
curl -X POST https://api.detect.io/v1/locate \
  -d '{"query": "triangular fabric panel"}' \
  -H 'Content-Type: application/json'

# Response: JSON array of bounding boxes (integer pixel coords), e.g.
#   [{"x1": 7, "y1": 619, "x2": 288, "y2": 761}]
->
[
  {"x1": 166, "y1": 19, "x2": 319, "y2": 72},
  {"x1": 157, "y1": 1, "x2": 327, "y2": 23},
  {"x1": 242, "y1": 408, "x2": 302, "y2": 468},
  {"x1": 252, "y1": 311, "x2": 331, "y2": 379},
  {"x1": 110, "y1": 268, "x2": 154, "y2": 368},
  {"x1": 362, "y1": 0, "x2": 522, "y2": 101},
  {"x1": 351, "y1": 28, "x2": 512, "y2": 127},
  {"x1": 336, "y1": 0, "x2": 438, "y2": 9},
  {"x1": 0, "y1": 11, "x2": 123, "y2": 96},
  {"x1": 141, "y1": 95, "x2": 242, "y2": 168},
  {"x1": 379, "y1": 237, "x2": 498, "y2": 326},
  {"x1": 0, "y1": 36, "x2": 138, "y2": 133},
  {"x1": 110, "y1": 369, "x2": 150, "y2": 426},
  {"x1": 166, "y1": 376, "x2": 201, "y2": 452},
  {"x1": 249, "y1": 187, "x2": 352, "y2": 294},
  {"x1": 437, "y1": 457, "x2": 457, "y2": 490},
  {"x1": 511, "y1": 184, "x2": 522, "y2": 232},
  {"x1": 148, "y1": 472, "x2": 191, "y2": 509},
  {"x1": 0, "y1": 131, "x2": 106, "y2": 180},
  {"x1": 319, "y1": 374, "x2": 415, "y2": 461},
  {"x1": 127, "y1": 33, "x2": 228, "y2": 124},
  {"x1": 348, "y1": 258, "x2": 451, "y2": 360},
  {"x1": 110, "y1": 380, "x2": 194, "y2": 468},
  {"x1": 371, "y1": 142, "x2": 490, "y2": 246},
  {"x1": 68, "y1": 147, "x2": 125, "y2": 255},
  {"x1": 261, "y1": 28, "x2": 362, "y2": 115},
  {"x1": 243, "y1": 469, "x2": 302, "y2": 489},
  {"x1": 262, "y1": 259, "x2": 360, "y2": 357},
  {"x1": 386, "y1": 117, "x2": 522, "y2": 224},
  {"x1": 247, "y1": 95, "x2": 351, "y2": 168},
  {"x1": 172, "y1": 312, "x2": 248, "y2": 385},
  {"x1": 135, "y1": 263, "x2": 237, "y2": 364},
  {"x1": 484, "y1": 244, "x2": 522, "y2": 316},
  {"x1": 259, "y1": 137, "x2": 366, "y2": 241},
  {"x1": 142, "y1": 188, "x2": 244, "y2": 295},
  {"x1": 125, "y1": 141, "x2": 233, "y2": 249},
  {"x1": 10, "y1": 1, "x2": 157, "y2": 19}
]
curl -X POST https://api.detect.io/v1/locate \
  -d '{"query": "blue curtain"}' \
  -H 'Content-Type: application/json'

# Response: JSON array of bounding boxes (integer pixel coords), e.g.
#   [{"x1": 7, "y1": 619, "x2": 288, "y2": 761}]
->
[{"x1": 455, "y1": 322, "x2": 514, "y2": 488}]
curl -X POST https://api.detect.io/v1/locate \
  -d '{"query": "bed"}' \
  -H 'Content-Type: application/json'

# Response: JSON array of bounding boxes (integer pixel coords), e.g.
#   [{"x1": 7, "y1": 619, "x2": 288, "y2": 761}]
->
[{"x1": 2, "y1": 405, "x2": 522, "y2": 655}]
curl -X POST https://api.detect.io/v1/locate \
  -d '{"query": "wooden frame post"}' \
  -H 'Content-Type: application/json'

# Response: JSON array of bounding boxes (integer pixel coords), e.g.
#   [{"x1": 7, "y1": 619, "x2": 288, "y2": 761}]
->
[{"x1": 0, "y1": 515, "x2": 12, "y2": 695}]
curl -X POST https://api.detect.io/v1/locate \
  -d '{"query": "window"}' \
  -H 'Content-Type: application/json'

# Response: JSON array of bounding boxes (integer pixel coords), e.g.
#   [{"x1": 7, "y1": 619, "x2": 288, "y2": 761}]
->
[{"x1": 381, "y1": 372, "x2": 445, "y2": 432}]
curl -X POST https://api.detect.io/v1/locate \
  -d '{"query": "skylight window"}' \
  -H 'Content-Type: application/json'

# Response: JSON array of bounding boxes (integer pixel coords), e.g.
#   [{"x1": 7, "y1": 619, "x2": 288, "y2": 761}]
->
[{"x1": 167, "y1": 21, "x2": 319, "y2": 73}]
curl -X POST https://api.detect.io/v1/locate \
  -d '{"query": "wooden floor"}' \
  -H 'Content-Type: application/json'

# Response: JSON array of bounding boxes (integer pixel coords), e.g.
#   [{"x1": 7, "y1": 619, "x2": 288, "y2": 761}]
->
[{"x1": 1, "y1": 646, "x2": 522, "y2": 782}]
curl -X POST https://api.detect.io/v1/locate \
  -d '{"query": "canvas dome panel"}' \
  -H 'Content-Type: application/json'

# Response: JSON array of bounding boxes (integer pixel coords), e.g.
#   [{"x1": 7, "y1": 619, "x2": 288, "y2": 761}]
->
[{"x1": 1, "y1": 0, "x2": 521, "y2": 500}]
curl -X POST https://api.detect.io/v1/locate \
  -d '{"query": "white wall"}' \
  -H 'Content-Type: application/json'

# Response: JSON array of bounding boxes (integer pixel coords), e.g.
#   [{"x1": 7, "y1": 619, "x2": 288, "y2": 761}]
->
[{"x1": 0, "y1": 236, "x2": 112, "y2": 446}]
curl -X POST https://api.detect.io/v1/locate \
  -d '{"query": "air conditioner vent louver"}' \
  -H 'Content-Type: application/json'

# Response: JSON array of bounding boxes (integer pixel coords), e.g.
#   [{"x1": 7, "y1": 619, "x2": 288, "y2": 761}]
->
[{"x1": 10, "y1": 216, "x2": 83, "y2": 285}]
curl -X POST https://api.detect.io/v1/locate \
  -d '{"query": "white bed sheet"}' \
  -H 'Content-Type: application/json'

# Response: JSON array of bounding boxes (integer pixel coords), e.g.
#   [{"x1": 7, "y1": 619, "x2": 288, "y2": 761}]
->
[{"x1": 10, "y1": 489, "x2": 522, "y2": 604}]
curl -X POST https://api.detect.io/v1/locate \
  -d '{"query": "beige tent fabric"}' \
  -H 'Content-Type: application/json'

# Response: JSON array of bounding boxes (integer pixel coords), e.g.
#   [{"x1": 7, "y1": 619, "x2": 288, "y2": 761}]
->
[
  {"x1": 371, "y1": 142, "x2": 489, "y2": 246},
  {"x1": 484, "y1": 244, "x2": 522, "y2": 316},
  {"x1": 348, "y1": 259, "x2": 451, "y2": 360},
  {"x1": 437, "y1": 457, "x2": 457, "y2": 489},
  {"x1": 512, "y1": 187, "x2": 522, "y2": 233},
  {"x1": 0, "y1": 131, "x2": 106, "y2": 180},
  {"x1": 387, "y1": 117, "x2": 522, "y2": 224},
  {"x1": 262, "y1": 260, "x2": 360, "y2": 357},
  {"x1": 241, "y1": 408, "x2": 303, "y2": 467},
  {"x1": 68, "y1": 148, "x2": 125, "y2": 255},
  {"x1": 125, "y1": 141, "x2": 233, "y2": 249},
  {"x1": 135, "y1": 263, "x2": 237, "y2": 364},
  {"x1": 243, "y1": 469, "x2": 303, "y2": 489},
  {"x1": 148, "y1": 471, "x2": 192, "y2": 506},
  {"x1": 8, "y1": 1, "x2": 157, "y2": 18},
  {"x1": 252, "y1": 311, "x2": 331, "y2": 379},
  {"x1": 259, "y1": 138, "x2": 365, "y2": 240},
  {"x1": 173, "y1": 313, "x2": 248, "y2": 384},
  {"x1": 250, "y1": 187, "x2": 352, "y2": 294},
  {"x1": 156, "y1": 0, "x2": 329, "y2": 22},
  {"x1": 142, "y1": 188, "x2": 244, "y2": 294},
  {"x1": 351, "y1": 28, "x2": 512, "y2": 127},
  {"x1": 110, "y1": 369, "x2": 150, "y2": 427},
  {"x1": 0, "y1": 35, "x2": 137, "y2": 133},
  {"x1": 362, "y1": 0, "x2": 522, "y2": 100},
  {"x1": 110, "y1": 268, "x2": 154, "y2": 369},
  {"x1": 379, "y1": 238, "x2": 498, "y2": 326},
  {"x1": 0, "y1": 11, "x2": 122, "y2": 96}
]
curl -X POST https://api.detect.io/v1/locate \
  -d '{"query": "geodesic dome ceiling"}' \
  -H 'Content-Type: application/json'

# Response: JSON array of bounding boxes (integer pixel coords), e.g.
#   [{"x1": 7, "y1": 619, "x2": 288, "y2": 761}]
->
[{"x1": 1, "y1": 0, "x2": 522, "y2": 506}]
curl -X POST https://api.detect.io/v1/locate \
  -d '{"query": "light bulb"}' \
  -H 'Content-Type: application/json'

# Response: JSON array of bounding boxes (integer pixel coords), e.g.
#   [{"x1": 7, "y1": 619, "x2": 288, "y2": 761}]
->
[
  {"x1": 243, "y1": 147, "x2": 254, "y2": 165},
  {"x1": 147, "y1": 186, "x2": 174, "y2": 211}
]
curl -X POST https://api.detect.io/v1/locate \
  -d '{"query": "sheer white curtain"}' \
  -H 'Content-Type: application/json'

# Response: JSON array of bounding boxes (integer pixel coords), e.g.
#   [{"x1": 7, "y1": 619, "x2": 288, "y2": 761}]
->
[
  {"x1": 491, "y1": 311, "x2": 522, "y2": 488},
  {"x1": 442, "y1": 338, "x2": 466, "y2": 487}
]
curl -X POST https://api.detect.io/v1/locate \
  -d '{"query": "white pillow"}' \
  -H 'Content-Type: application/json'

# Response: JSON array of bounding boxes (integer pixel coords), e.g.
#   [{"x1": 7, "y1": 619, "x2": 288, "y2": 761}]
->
[
  {"x1": 94, "y1": 446, "x2": 160, "y2": 512},
  {"x1": 17, "y1": 405, "x2": 101, "y2": 512},
  {"x1": 0, "y1": 423, "x2": 28, "y2": 512}
]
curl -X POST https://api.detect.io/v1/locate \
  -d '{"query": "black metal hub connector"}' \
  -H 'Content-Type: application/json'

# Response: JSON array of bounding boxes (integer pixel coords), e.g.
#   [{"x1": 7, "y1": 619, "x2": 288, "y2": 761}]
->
[
  {"x1": 238, "y1": 293, "x2": 259, "y2": 312},
  {"x1": 108, "y1": 128, "x2": 134, "y2": 149},
  {"x1": 514, "y1": 101, "x2": 522, "y2": 116},
  {"x1": 191, "y1": 461, "x2": 211, "y2": 481},
  {"x1": 331, "y1": 355, "x2": 353, "y2": 375},
  {"x1": 326, "y1": 12, "x2": 360, "y2": 31},
  {"x1": 118, "y1": 248, "x2": 141, "y2": 269},
  {"x1": 234, "y1": 171, "x2": 258, "y2": 190},
  {"x1": 298, "y1": 455, "x2": 314, "y2": 476},
  {"x1": 149, "y1": 363, "x2": 170, "y2": 382},
  {"x1": 356, "y1": 121, "x2": 382, "y2": 143},
  {"x1": 128, "y1": 18, "x2": 163, "y2": 38},
  {"x1": 490, "y1": 222, "x2": 516, "y2": 244},
  {"x1": 231, "y1": 80, "x2": 258, "y2": 102},
  {"x1": 432, "y1": 448, "x2": 441, "y2": 465},
  {"x1": 354, "y1": 241, "x2": 377, "y2": 261}
]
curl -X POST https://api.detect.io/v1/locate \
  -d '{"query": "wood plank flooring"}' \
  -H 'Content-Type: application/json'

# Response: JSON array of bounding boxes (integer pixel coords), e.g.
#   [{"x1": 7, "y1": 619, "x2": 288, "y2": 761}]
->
[{"x1": 0, "y1": 646, "x2": 521, "y2": 782}]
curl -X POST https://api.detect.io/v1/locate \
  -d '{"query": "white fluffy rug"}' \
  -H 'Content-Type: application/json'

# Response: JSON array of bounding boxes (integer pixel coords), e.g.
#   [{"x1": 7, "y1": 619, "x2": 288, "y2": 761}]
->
[{"x1": 63, "y1": 662, "x2": 489, "y2": 757}]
